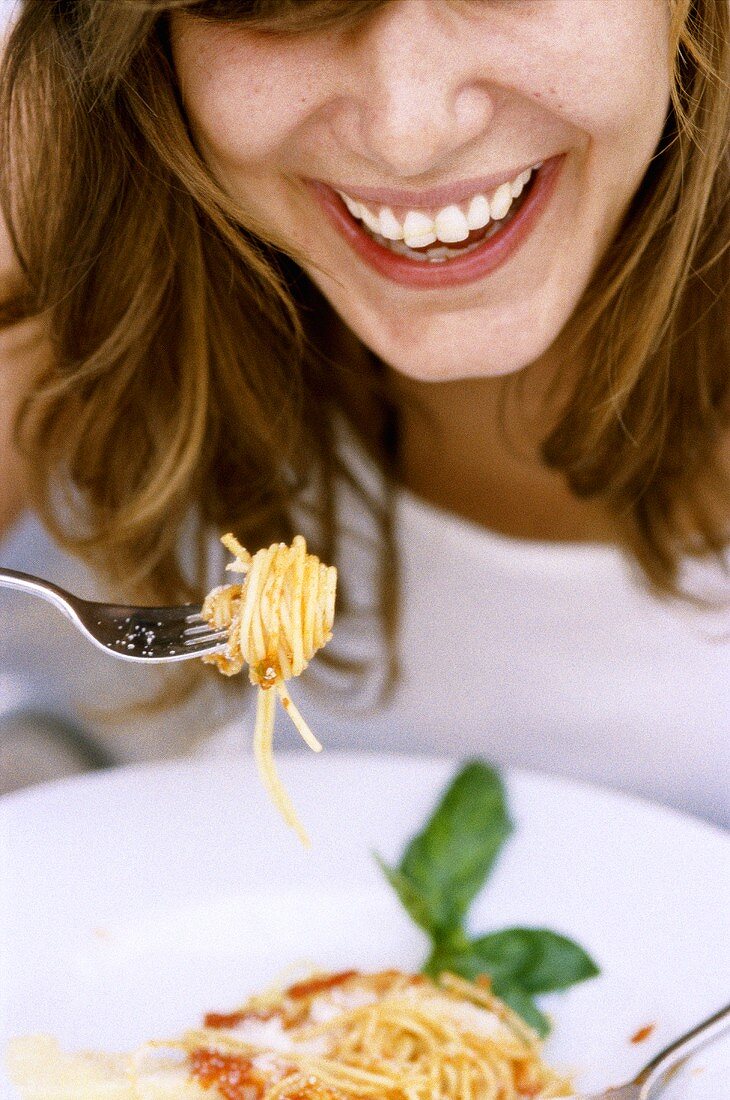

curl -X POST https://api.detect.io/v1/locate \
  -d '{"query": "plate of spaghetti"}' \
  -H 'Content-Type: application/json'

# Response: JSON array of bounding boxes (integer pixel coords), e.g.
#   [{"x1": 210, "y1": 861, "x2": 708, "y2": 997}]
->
[{"x1": 1, "y1": 754, "x2": 728, "y2": 1099}]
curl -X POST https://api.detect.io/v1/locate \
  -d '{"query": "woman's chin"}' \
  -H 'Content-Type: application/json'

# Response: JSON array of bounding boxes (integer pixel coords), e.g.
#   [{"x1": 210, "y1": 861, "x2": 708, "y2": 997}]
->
[
  {"x1": 382, "y1": 361, "x2": 523, "y2": 384},
  {"x1": 303, "y1": 249, "x2": 576, "y2": 383},
  {"x1": 356, "y1": 325, "x2": 558, "y2": 384},
  {"x1": 320, "y1": 268, "x2": 576, "y2": 384}
]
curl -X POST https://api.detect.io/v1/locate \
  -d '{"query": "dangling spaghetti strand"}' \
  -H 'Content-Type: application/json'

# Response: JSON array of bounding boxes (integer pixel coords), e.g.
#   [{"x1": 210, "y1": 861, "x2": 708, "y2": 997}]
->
[{"x1": 201, "y1": 534, "x2": 337, "y2": 844}]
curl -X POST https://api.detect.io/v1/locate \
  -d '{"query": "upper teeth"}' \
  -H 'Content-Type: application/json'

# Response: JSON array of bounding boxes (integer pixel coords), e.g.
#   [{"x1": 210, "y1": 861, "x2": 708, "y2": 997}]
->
[{"x1": 337, "y1": 165, "x2": 537, "y2": 249}]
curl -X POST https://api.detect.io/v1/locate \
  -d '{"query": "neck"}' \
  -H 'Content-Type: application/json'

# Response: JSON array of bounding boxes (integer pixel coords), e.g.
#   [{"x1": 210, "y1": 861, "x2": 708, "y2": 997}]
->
[{"x1": 388, "y1": 346, "x2": 617, "y2": 544}]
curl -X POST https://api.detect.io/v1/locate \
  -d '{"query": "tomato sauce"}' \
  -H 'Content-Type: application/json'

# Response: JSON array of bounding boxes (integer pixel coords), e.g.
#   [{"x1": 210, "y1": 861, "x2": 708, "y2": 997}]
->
[
  {"x1": 631, "y1": 1023, "x2": 656, "y2": 1044},
  {"x1": 189, "y1": 1049, "x2": 265, "y2": 1100},
  {"x1": 286, "y1": 969, "x2": 359, "y2": 1000},
  {"x1": 204, "y1": 1008, "x2": 276, "y2": 1029}
]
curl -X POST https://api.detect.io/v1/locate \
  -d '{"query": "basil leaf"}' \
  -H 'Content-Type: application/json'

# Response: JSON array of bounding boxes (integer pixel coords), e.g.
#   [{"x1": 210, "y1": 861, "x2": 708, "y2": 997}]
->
[
  {"x1": 421, "y1": 941, "x2": 484, "y2": 981},
  {"x1": 373, "y1": 759, "x2": 599, "y2": 1042},
  {"x1": 373, "y1": 856, "x2": 437, "y2": 935},
  {"x1": 489, "y1": 984, "x2": 551, "y2": 1038},
  {"x1": 422, "y1": 928, "x2": 597, "y2": 1036},
  {"x1": 382, "y1": 761, "x2": 512, "y2": 937},
  {"x1": 470, "y1": 928, "x2": 600, "y2": 993},
  {"x1": 421, "y1": 944, "x2": 551, "y2": 1037}
]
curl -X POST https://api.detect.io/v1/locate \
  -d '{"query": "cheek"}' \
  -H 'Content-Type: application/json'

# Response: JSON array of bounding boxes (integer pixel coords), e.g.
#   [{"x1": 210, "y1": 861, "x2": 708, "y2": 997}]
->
[
  {"x1": 171, "y1": 19, "x2": 321, "y2": 167},
  {"x1": 512, "y1": 1, "x2": 671, "y2": 145},
  {"x1": 483, "y1": 0, "x2": 668, "y2": 162}
]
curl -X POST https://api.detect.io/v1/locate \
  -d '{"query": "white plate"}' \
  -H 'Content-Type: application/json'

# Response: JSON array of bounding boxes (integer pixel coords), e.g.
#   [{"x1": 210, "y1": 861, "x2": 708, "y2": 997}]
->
[{"x1": 1, "y1": 754, "x2": 728, "y2": 1099}]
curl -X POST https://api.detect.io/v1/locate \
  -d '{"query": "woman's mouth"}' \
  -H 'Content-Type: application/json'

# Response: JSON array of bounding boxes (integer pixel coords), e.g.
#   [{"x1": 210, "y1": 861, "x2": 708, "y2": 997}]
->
[{"x1": 309, "y1": 156, "x2": 563, "y2": 290}]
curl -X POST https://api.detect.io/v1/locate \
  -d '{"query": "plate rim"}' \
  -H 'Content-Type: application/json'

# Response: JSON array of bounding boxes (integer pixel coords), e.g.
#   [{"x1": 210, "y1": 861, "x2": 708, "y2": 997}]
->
[
  {"x1": 2, "y1": 750, "x2": 728, "y2": 1100},
  {"x1": 2, "y1": 750, "x2": 728, "y2": 849}
]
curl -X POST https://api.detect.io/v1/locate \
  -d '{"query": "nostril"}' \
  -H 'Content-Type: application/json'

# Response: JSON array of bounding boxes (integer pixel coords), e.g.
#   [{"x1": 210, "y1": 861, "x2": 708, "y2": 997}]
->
[{"x1": 454, "y1": 83, "x2": 497, "y2": 137}]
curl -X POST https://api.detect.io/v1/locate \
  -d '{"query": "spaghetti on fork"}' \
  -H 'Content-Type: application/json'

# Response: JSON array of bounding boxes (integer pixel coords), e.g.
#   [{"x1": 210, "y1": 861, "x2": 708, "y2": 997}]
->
[{"x1": 201, "y1": 534, "x2": 337, "y2": 845}]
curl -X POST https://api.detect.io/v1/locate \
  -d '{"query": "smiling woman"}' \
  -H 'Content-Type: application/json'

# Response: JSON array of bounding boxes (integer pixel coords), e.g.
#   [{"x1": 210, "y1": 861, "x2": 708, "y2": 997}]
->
[
  {"x1": 0, "y1": 1, "x2": 728, "y2": 818},
  {"x1": 170, "y1": 0, "x2": 677, "y2": 381}
]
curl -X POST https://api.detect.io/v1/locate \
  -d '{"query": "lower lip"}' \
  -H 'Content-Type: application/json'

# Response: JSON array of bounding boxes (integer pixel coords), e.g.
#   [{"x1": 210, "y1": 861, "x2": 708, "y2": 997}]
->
[{"x1": 309, "y1": 156, "x2": 563, "y2": 290}]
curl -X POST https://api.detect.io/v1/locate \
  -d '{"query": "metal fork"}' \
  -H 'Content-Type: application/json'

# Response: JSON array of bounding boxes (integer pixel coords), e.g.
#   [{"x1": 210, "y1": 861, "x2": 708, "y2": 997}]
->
[
  {"x1": 580, "y1": 1000, "x2": 730, "y2": 1099},
  {"x1": 0, "y1": 569, "x2": 228, "y2": 662}
]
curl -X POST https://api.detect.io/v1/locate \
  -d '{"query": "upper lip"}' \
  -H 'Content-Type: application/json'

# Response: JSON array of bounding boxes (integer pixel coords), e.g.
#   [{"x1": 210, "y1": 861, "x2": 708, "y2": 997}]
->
[{"x1": 313, "y1": 158, "x2": 550, "y2": 209}]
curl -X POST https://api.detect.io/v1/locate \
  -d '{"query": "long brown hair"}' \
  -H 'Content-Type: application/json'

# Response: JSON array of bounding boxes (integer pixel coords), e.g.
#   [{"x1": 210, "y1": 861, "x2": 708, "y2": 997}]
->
[{"x1": 0, "y1": 1, "x2": 728, "y2": 654}]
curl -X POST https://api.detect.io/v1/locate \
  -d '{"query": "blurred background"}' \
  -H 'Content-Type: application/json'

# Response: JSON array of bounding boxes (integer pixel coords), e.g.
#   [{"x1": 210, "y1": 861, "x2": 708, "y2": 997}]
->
[{"x1": 0, "y1": 512, "x2": 249, "y2": 796}]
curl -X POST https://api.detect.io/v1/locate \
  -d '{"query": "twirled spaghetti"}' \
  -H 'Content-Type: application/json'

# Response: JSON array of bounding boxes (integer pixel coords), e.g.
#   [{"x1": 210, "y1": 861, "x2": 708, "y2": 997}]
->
[
  {"x1": 7, "y1": 970, "x2": 574, "y2": 1099},
  {"x1": 201, "y1": 534, "x2": 337, "y2": 844},
  {"x1": 180, "y1": 970, "x2": 573, "y2": 1100}
]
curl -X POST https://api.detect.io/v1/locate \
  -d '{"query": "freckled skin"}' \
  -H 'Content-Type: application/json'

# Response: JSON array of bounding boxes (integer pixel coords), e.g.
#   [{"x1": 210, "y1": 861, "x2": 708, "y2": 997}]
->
[{"x1": 170, "y1": 0, "x2": 671, "y2": 384}]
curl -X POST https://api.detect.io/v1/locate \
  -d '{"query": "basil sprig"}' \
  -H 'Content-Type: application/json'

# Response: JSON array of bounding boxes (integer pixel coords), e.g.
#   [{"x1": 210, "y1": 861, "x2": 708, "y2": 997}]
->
[{"x1": 376, "y1": 761, "x2": 599, "y2": 1037}]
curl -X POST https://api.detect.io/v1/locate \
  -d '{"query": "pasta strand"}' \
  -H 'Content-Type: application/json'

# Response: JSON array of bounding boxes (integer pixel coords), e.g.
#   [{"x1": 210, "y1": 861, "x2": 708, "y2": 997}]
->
[
  {"x1": 202, "y1": 535, "x2": 336, "y2": 844},
  {"x1": 180, "y1": 971, "x2": 573, "y2": 1100}
]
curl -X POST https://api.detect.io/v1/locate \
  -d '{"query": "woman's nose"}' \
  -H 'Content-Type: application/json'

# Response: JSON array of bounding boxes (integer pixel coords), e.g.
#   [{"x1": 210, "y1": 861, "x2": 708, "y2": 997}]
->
[{"x1": 346, "y1": 0, "x2": 496, "y2": 179}]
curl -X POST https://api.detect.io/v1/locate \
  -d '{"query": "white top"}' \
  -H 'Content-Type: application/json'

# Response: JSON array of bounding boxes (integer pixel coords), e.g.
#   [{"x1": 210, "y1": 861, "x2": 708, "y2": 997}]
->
[
  {"x1": 1, "y1": 478, "x2": 729, "y2": 825},
  {"x1": 273, "y1": 478, "x2": 730, "y2": 828},
  {"x1": 0, "y1": 0, "x2": 726, "y2": 823}
]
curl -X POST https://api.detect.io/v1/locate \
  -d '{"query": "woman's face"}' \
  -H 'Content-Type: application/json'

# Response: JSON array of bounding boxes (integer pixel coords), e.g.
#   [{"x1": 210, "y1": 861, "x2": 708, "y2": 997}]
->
[{"x1": 171, "y1": 0, "x2": 671, "y2": 382}]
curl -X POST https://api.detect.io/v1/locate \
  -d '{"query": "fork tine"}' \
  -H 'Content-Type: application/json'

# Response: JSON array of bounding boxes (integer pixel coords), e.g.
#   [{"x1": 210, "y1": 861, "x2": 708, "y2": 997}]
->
[
  {"x1": 182, "y1": 630, "x2": 228, "y2": 650},
  {"x1": 181, "y1": 641, "x2": 227, "y2": 657},
  {"x1": 580, "y1": 1088, "x2": 640, "y2": 1099},
  {"x1": 183, "y1": 621, "x2": 221, "y2": 638}
]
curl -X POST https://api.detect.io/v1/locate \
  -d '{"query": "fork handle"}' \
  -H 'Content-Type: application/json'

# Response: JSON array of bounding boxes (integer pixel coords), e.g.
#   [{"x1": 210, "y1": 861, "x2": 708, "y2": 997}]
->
[
  {"x1": 635, "y1": 1000, "x2": 730, "y2": 1097},
  {"x1": 0, "y1": 568, "x2": 78, "y2": 620}
]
